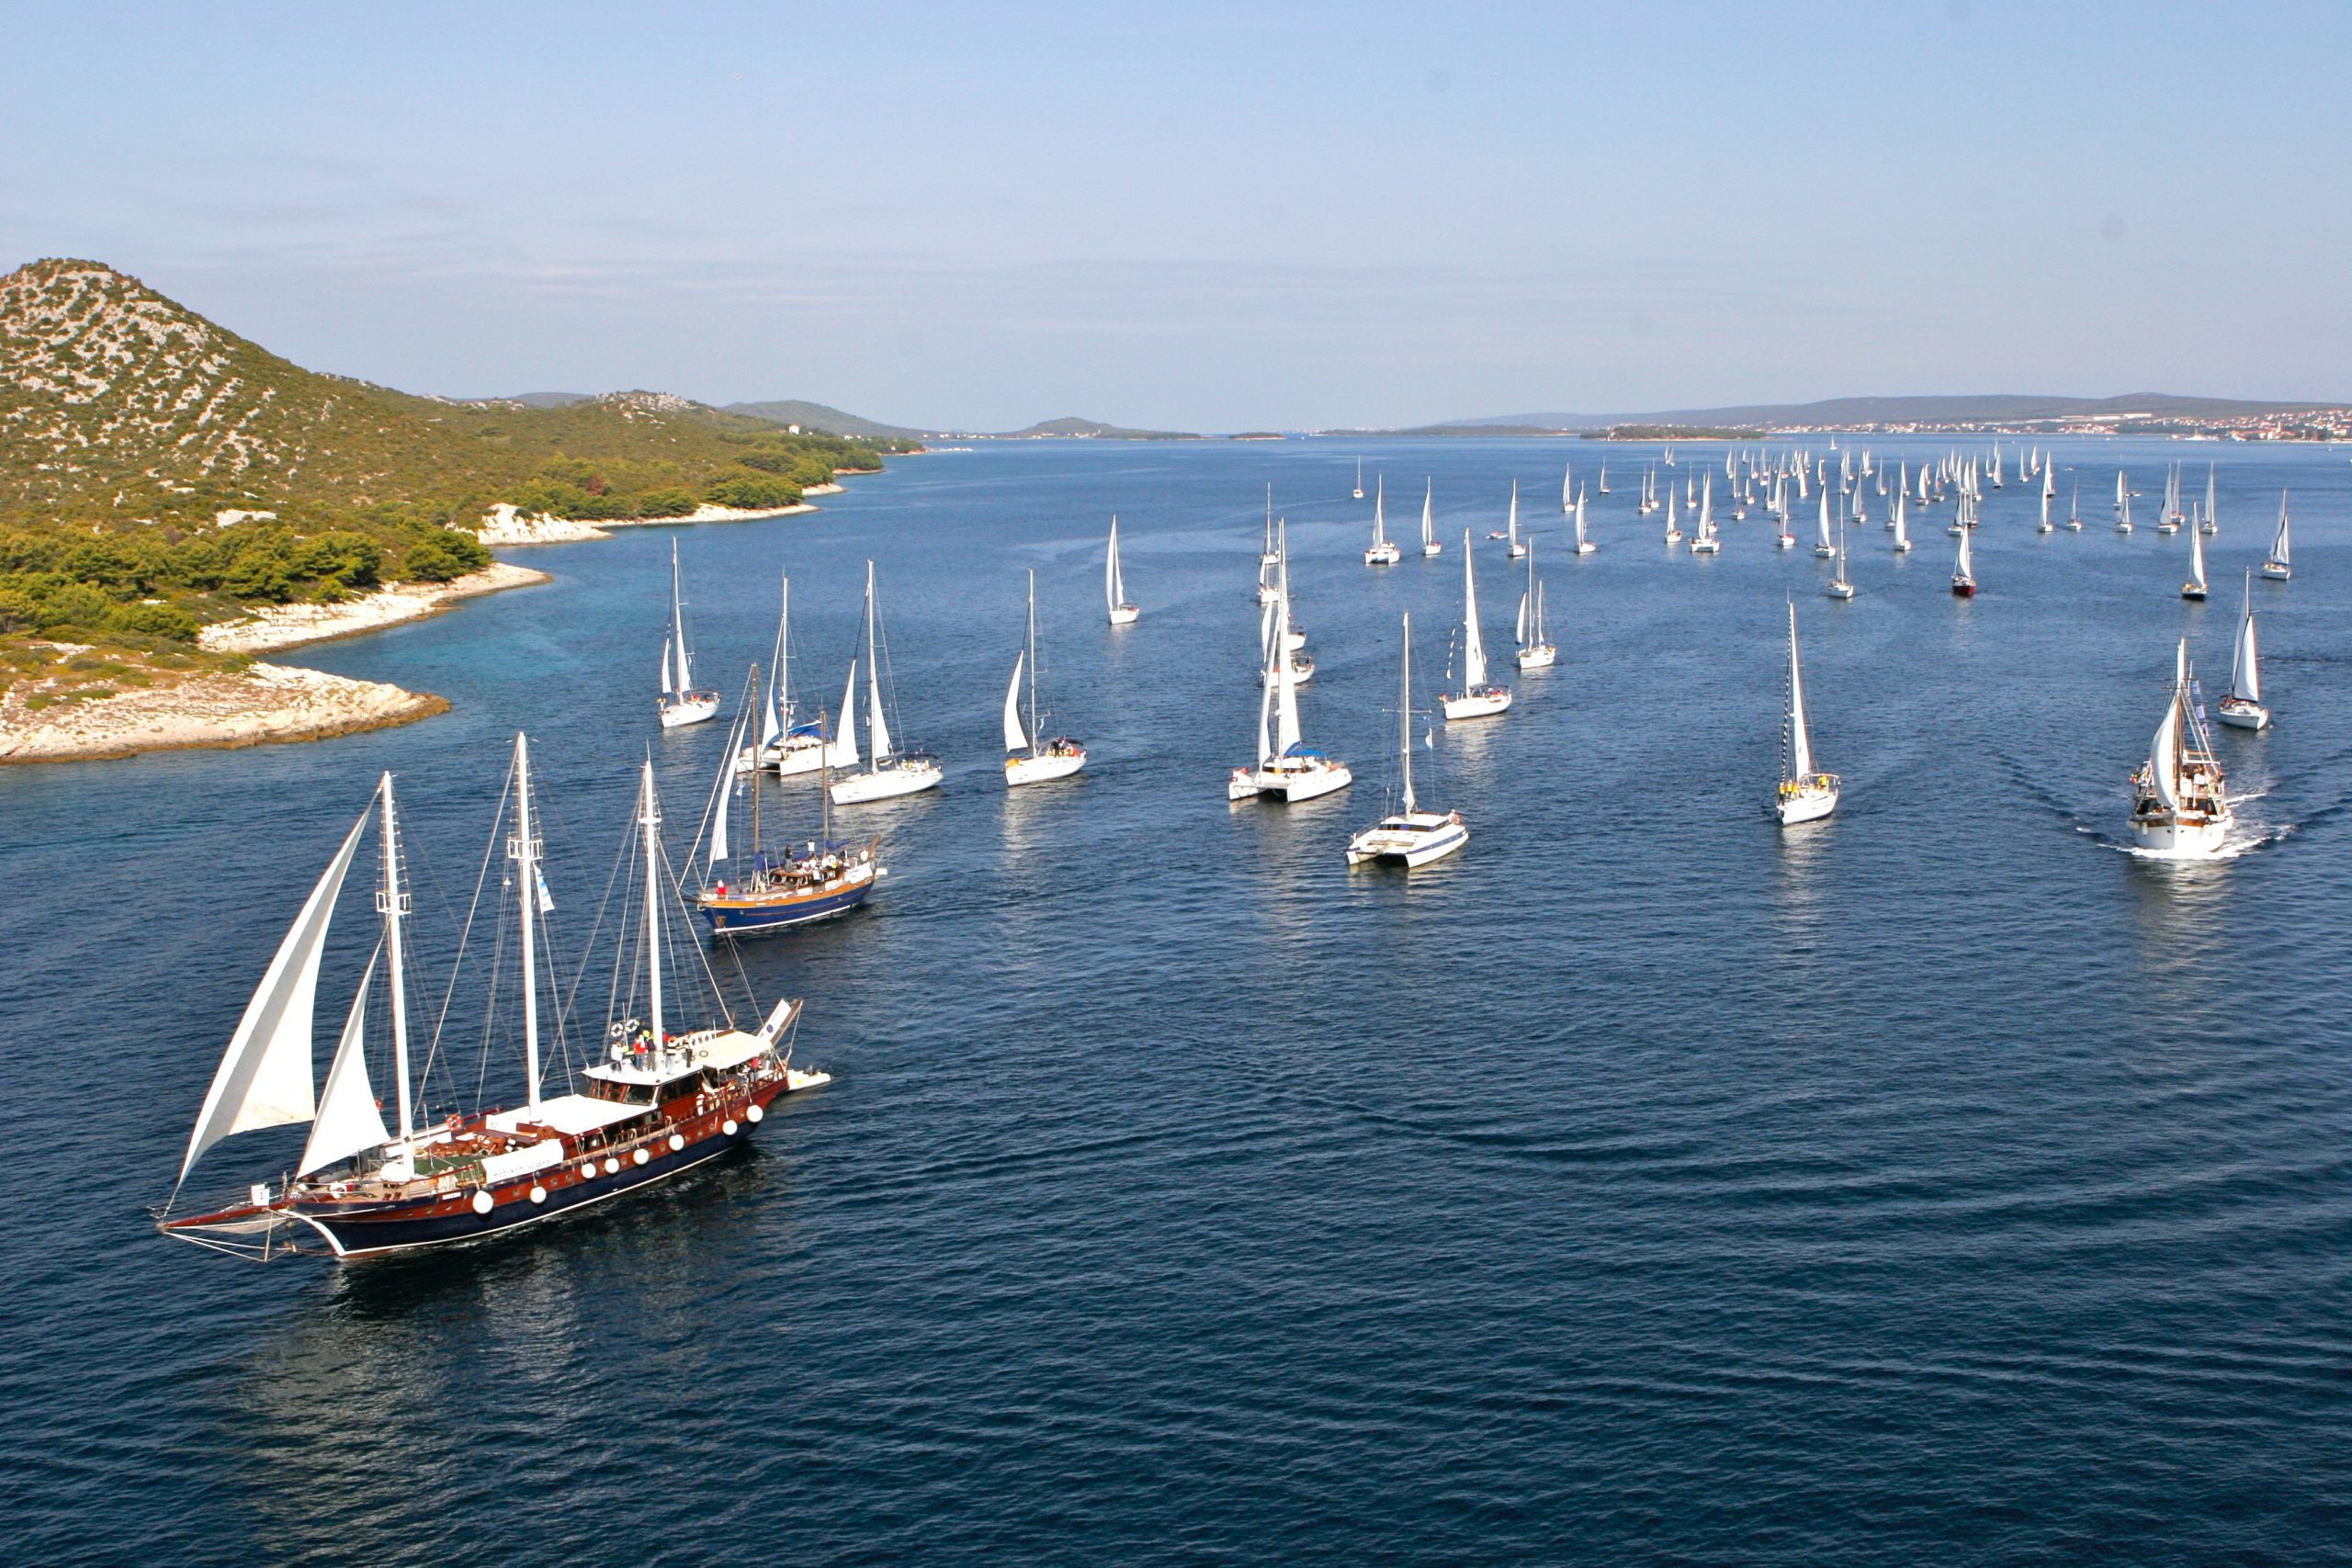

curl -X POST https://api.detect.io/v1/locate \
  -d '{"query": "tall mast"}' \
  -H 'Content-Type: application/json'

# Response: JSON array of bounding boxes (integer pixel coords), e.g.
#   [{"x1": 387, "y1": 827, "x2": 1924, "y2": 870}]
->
[
  {"x1": 670, "y1": 541, "x2": 691, "y2": 691},
  {"x1": 639, "y1": 757, "x2": 665, "y2": 1048},
  {"x1": 510, "y1": 733, "x2": 544, "y2": 1111},
  {"x1": 1398, "y1": 612, "x2": 1416, "y2": 815},
  {"x1": 376, "y1": 773, "x2": 414, "y2": 1143},
  {"x1": 1026, "y1": 568, "x2": 1040, "y2": 756},
  {"x1": 865, "y1": 560, "x2": 888, "y2": 766}
]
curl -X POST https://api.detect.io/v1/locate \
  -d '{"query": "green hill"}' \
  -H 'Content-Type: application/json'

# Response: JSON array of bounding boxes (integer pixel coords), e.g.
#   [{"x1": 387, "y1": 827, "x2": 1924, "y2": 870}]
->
[
  {"x1": 726, "y1": 398, "x2": 929, "y2": 442},
  {"x1": 0, "y1": 258, "x2": 899, "y2": 656}
]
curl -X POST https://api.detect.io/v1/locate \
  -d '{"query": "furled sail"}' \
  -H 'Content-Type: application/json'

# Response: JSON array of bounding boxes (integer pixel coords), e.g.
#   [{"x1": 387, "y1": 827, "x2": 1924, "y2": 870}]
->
[
  {"x1": 298, "y1": 953, "x2": 389, "y2": 1178},
  {"x1": 179, "y1": 804, "x2": 370, "y2": 1183}
]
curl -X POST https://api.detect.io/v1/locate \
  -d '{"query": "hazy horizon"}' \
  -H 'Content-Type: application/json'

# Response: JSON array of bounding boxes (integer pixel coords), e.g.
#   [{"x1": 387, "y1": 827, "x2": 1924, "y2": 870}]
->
[{"x1": 6, "y1": 2, "x2": 2347, "y2": 429}]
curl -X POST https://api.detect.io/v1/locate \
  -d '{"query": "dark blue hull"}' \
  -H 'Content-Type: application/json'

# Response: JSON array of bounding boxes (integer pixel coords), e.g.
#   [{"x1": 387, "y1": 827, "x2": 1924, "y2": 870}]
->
[
  {"x1": 699, "y1": 881, "x2": 872, "y2": 936},
  {"x1": 296, "y1": 1122, "x2": 752, "y2": 1258}
]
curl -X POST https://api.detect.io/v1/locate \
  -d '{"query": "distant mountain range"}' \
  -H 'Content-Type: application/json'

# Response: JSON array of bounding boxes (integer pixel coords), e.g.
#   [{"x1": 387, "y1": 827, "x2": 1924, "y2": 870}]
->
[
  {"x1": 1413, "y1": 392, "x2": 2352, "y2": 434},
  {"x1": 720, "y1": 402, "x2": 1198, "y2": 441}
]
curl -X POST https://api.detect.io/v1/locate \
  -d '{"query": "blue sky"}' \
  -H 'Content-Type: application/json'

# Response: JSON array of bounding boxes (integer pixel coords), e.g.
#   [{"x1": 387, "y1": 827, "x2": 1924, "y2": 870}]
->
[{"x1": 3, "y1": 2, "x2": 2346, "y2": 429}]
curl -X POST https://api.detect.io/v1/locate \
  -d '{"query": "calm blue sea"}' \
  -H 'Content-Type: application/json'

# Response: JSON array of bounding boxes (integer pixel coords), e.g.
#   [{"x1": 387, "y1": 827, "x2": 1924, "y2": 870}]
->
[{"x1": 4, "y1": 436, "x2": 2348, "y2": 1565}]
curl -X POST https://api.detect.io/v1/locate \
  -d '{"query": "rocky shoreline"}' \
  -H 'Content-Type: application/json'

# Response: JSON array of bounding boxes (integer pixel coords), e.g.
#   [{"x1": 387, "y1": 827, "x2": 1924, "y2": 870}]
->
[
  {"x1": 0, "y1": 660, "x2": 449, "y2": 764},
  {"x1": 198, "y1": 561, "x2": 549, "y2": 654}
]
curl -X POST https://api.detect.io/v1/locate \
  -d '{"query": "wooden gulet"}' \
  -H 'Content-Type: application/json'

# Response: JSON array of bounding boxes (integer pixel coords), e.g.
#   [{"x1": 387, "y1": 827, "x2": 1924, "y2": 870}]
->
[{"x1": 157, "y1": 740, "x2": 829, "y2": 1261}]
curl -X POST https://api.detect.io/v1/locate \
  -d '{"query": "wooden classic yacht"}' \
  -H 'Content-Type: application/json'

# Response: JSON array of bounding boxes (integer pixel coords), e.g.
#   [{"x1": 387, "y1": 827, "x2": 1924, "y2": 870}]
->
[{"x1": 158, "y1": 741, "x2": 828, "y2": 1261}]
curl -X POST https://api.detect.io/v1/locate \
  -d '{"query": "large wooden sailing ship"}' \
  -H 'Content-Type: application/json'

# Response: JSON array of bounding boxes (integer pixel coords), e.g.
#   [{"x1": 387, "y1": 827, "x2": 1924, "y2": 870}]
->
[{"x1": 158, "y1": 738, "x2": 829, "y2": 1260}]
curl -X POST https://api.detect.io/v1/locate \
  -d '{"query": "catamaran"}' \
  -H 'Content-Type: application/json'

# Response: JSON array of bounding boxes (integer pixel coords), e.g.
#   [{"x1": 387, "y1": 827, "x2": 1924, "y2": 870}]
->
[
  {"x1": 2129, "y1": 639, "x2": 2233, "y2": 857},
  {"x1": 1364, "y1": 476, "x2": 1401, "y2": 565},
  {"x1": 1228, "y1": 581, "x2": 1351, "y2": 803},
  {"x1": 701, "y1": 680, "x2": 882, "y2": 934},
  {"x1": 157, "y1": 743, "x2": 828, "y2": 1260},
  {"x1": 1346, "y1": 613, "x2": 1467, "y2": 867},
  {"x1": 1105, "y1": 516, "x2": 1140, "y2": 625},
  {"x1": 831, "y1": 562, "x2": 944, "y2": 805},
  {"x1": 2262, "y1": 491, "x2": 2292, "y2": 579},
  {"x1": 657, "y1": 540, "x2": 720, "y2": 728},
  {"x1": 2217, "y1": 570, "x2": 2270, "y2": 730},
  {"x1": 1005, "y1": 568, "x2": 1087, "y2": 784},
  {"x1": 1419, "y1": 479, "x2": 1442, "y2": 557},
  {"x1": 1951, "y1": 513, "x2": 1976, "y2": 596},
  {"x1": 1777, "y1": 601, "x2": 1839, "y2": 827},
  {"x1": 2182, "y1": 514, "x2": 2209, "y2": 601},
  {"x1": 1515, "y1": 540, "x2": 1555, "y2": 670},
  {"x1": 1440, "y1": 530, "x2": 1513, "y2": 718}
]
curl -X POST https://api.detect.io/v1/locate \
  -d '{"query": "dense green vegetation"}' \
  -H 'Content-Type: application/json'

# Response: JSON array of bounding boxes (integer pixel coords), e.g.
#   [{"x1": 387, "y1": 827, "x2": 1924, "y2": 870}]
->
[{"x1": 0, "y1": 260, "x2": 903, "y2": 663}]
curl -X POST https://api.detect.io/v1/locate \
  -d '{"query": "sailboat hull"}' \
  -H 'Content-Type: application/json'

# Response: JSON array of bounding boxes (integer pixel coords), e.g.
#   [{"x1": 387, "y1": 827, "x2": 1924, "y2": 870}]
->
[
  {"x1": 2261, "y1": 563, "x2": 2290, "y2": 581},
  {"x1": 700, "y1": 863, "x2": 879, "y2": 934},
  {"x1": 1345, "y1": 813, "x2": 1468, "y2": 867},
  {"x1": 1440, "y1": 688, "x2": 1513, "y2": 720},
  {"x1": 1107, "y1": 604, "x2": 1141, "y2": 626},
  {"x1": 1515, "y1": 645, "x2": 1556, "y2": 670},
  {"x1": 1421, "y1": 542, "x2": 1443, "y2": 558},
  {"x1": 2216, "y1": 699, "x2": 2270, "y2": 731},
  {"x1": 831, "y1": 757, "x2": 944, "y2": 805},
  {"x1": 2128, "y1": 812, "x2": 2232, "y2": 856},
  {"x1": 1006, "y1": 749, "x2": 1087, "y2": 786},
  {"x1": 1364, "y1": 545, "x2": 1401, "y2": 566},
  {"x1": 659, "y1": 694, "x2": 720, "y2": 728},
  {"x1": 1776, "y1": 785, "x2": 1838, "y2": 827},
  {"x1": 1242, "y1": 759, "x2": 1353, "y2": 803}
]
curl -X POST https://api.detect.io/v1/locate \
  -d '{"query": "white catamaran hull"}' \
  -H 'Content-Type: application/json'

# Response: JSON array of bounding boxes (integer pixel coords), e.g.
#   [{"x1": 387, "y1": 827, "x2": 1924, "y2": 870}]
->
[
  {"x1": 1235, "y1": 760, "x2": 1353, "y2": 803},
  {"x1": 1345, "y1": 813, "x2": 1468, "y2": 867}
]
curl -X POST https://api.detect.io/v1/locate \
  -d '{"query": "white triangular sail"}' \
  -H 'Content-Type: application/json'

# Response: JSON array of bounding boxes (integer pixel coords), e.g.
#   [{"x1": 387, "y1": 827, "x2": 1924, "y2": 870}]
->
[
  {"x1": 1956, "y1": 521, "x2": 1973, "y2": 578},
  {"x1": 1815, "y1": 489, "x2": 1832, "y2": 550},
  {"x1": 1372, "y1": 478, "x2": 1388, "y2": 547},
  {"x1": 761, "y1": 576, "x2": 787, "y2": 749},
  {"x1": 1786, "y1": 603, "x2": 1813, "y2": 781},
  {"x1": 2188, "y1": 518, "x2": 2207, "y2": 591},
  {"x1": 660, "y1": 636, "x2": 676, "y2": 697},
  {"x1": 2271, "y1": 491, "x2": 2292, "y2": 566},
  {"x1": 863, "y1": 562, "x2": 893, "y2": 763},
  {"x1": 179, "y1": 802, "x2": 370, "y2": 1183},
  {"x1": 1398, "y1": 613, "x2": 1419, "y2": 813},
  {"x1": 298, "y1": 954, "x2": 389, "y2": 1178},
  {"x1": 1105, "y1": 516, "x2": 1126, "y2": 611},
  {"x1": 2148, "y1": 653, "x2": 2185, "y2": 812},
  {"x1": 1003, "y1": 649, "x2": 1028, "y2": 753},
  {"x1": 670, "y1": 542, "x2": 694, "y2": 692},
  {"x1": 2232, "y1": 577, "x2": 2262, "y2": 705},
  {"x1": 1460, "y1": 532, "x2": 1488, "y2": 687},
  {"x1": 1419, "y1": 479, "x2": 1435, "y2": 548},
  {"x1": 831, "y1": 661, "x2": 860, "y2": 768}
]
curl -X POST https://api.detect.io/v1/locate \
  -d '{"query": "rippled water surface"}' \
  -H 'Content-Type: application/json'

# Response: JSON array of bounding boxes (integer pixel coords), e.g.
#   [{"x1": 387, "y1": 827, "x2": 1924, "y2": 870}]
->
[{"x1": 6, "y1": 437, "x2": 2349, "y2": 1564}]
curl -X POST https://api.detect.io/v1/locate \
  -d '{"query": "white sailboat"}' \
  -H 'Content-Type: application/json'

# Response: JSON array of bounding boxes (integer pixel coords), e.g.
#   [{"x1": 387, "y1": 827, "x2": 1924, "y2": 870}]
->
[
  {"x1": 1891, "y1": 489, "x2": 1913, "y2": 553},
  {"x1": 1664, "y1": 487, "x2": 1684, "y2": 546},
  {"x1": 1105, "y1": 516, "x2": 1141, "y2": 625},
  {"x1": 2217, "y1": 570, "x2": 2270, "y2": 729},
  {"x1": 1353, "y1": 457, "x2": 1365, "y2": 500},
  {"x1": 1228, "y1": 580, "x2": 1350, "y2": 803},
  {"x1": 1419, "y1": 479, "x2": 1442, "y2": 557},
  {"x1": 1776, "y1": 600, "x2": 1839, "y2": 827},
  {"x1": 1690, "y1": 473, "x2": 1722, "y2": 554},
  {"x1": 738, "y1": 573, "x2": 831, "y2": 776},
  {"x1": 2067, "y1": 478, "x2": 2084, "y2": 531},
  {"x1": 2115, "y1": 469, "x2": 2133, "y2": 534},
  {"x1": 831, "y1": 562, "x2": 944, "y2": 806},
  {"x1": 1598, "y1": 459, "x2": 1611, "y2": 495},
  {"x1": 1364, "y1": 476, "x2": 1401, "y2": 565},
  {"x1": 657, "y1": 540, "x2": 720, "y2": 728},
  {"x1": 1951, "y1": 514, "x2": 1976, "y2": 596},
  {"x1": 1347, "y1": 613, "x2": 1467, "y2": 867},
  {"x1": 2199, "y1": 466, "x2": 2220, "y2": 536},
  {"x1": 1504, "y1": 481, "x2": 1527, "y2": 558},
  {"x1": 2129, "y1": 638, "x2": 2233, "y2": 856},
  {"x1": 1826, "y1": 519, "x2": 1855, "y2": 600},
  {"x1": 1515, "y1": 540, "x2": 1555, "y2": 670},
  {"x1": 1561, "y1": 462, "x2": 1575, "y2": 514},
  {"x1": 1004, "y1": 569, "x2": 1086, "y2": 785},
  {"x1": 2182, "y1": 515, "x2": 2209, "y2": 600},
  {"x1": 1440, "y1": 530, "x2": 1512, "y2": 718},
  {"x1": 1573, "y1": 486, "x2": 1596, "y2": 554},
  {"x1": 1813, "y1": 488, "x2": 1835, "y2": 558},
  {"x1": 2262, "y1": 491, "x2": 2292, "y2": 579},
  {"x1": 2038, "y1": 467, "x2": 2054, "y2": 533}
]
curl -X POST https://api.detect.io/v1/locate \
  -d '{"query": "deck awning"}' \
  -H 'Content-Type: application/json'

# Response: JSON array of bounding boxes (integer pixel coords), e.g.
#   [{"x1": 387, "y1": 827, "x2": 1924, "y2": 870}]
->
[{"x1": 485, "y1": 1094, "x2": 647, "y2": 1137}]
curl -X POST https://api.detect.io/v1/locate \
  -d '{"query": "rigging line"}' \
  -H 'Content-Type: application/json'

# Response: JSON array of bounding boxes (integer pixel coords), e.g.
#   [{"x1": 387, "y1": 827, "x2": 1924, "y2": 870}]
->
[
  {"x1": 655, "y1": 833, "x2": 739, "y2": 1030},
  {"x1": 560, "y1": 804, "x2": 636, "y2": 1041},
  {"x1": 472, "y1": 874, "x2": 512, "y2": 1110},
  {"x1": 428, "y1": 754, "x2": 515, "y2": 1077}
]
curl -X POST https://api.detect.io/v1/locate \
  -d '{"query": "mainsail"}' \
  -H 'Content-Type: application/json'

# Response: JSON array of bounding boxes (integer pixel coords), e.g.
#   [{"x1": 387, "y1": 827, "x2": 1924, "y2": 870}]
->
[
  {"x1": 1003, "y1": 650, "x2": 1028, "y2": 752},
  {"x1": 1786, "y1": 603, "x2": 1813, "y2": 781},
  {"x1": 1460, "y1": 532, "x2": 1488, "y2": 687}
]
